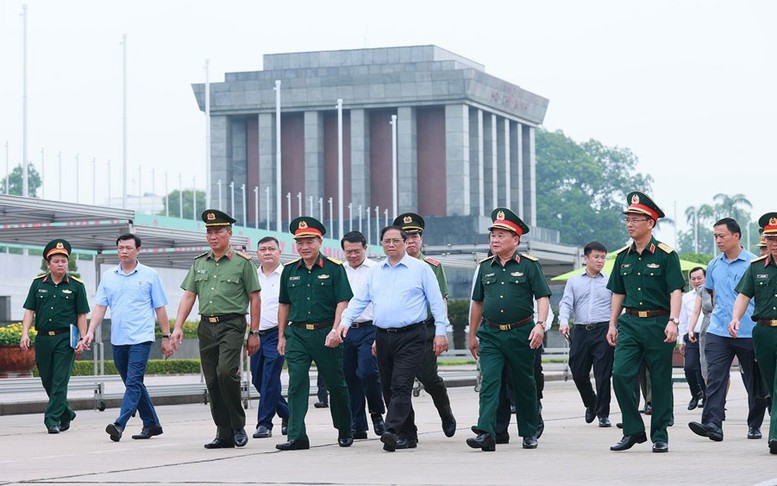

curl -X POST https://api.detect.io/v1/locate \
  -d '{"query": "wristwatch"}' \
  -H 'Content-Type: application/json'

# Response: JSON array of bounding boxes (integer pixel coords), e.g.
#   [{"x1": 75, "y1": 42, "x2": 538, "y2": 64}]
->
[
  {"x1": 249, "y1": 330, "x2": 261, "y2": 336},
  {"x1": 535, "y1": 321, "x2": 545, "y2": 327},
  {"x1": 669, "y1": 317, "x2": 679, "y2": 325}
]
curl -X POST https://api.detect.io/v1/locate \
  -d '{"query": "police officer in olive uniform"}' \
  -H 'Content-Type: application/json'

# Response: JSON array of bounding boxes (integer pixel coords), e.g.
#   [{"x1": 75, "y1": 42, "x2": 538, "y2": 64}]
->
[
  {"x1": 393, "y1": 212, "x2": 457, "y2": 437},
  {"x1": 173, "y1": 210, "x2": 260, "y2": 449},
  {"x1": 467, "y1": 208, "x2": 551, "y2": 451},
  {"x1": 275, "y1": 216, "x2": 354, "y2": 450},
  {"x1": 20, "y1": 239, "x2": 89, "y2": 433},
  {"x1": 731, "y1": 212, "x2": 777, "y2": 455},
  {"x1": 607, "y1": 192, "x2": 685, "y2": 453}
]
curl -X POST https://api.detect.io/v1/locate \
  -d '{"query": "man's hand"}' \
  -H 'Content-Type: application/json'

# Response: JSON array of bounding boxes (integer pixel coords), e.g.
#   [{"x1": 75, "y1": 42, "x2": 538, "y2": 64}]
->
[
  {"x1": 433, "y1": 335, "x2": 448, "y2": 356},
  {"x1": 728, "y1": 319, "x2": 740, "y2": 338},
  {"x1": 606, "y1": 326, "x2": 618, "y2": 347},
  {"x1": 528, "y1": 324, "x2": 544, "y2": 350},
  {"x1": 372, "y1": 341, "x2": 377, "y2": 357},
  {"x1": 170, "y1": 328, "x2": 184, "y2": 351},
  {"x1": 664, "y1": 322, "x2": 679, "y2": 343},
  {"x1": 679, "y1": 343, "x2": 685, "y2": 357},
  {"x1": 559, "y1": 325, "x2": 570, "y2": 339},
  {"x1": 687, "y1": 331, "x2": 697, "y2": 343},
  {"x1": 161, "y1": 339, "x2": 174, "y2": 359},
  {"x1": 19, "y1": 334, "x2": 31, "y2": 351},
  {"x1": 337, "y1": 324, "x2": 349, "y2": 340},
  {"x1": 468, "y1": 334, "x2": 479, "y2": 360},
  {"x1": 277, "y1": 335, "x2": 286, "y2": 356},
  {"x1": 325, "y1": 329, "x2": 341, "y2": 348},
  {"x1": 246, "y1": 334, "x2": 260, "y2": 356}
]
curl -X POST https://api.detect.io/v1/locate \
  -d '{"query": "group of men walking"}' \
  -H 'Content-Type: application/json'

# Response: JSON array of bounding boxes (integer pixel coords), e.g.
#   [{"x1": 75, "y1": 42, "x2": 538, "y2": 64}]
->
[{"x1": 17, "y1": 193, "x2": 777, "y2": 456}]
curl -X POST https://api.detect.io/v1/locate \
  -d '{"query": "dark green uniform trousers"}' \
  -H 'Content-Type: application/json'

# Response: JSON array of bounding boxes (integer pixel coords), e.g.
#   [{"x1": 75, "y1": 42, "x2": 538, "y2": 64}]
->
[
  {"x1": 753, "y1": 325, "x2": 777, "y2": 442},
  {"x1": 198, "y1": 316, "x2": 246, "y2": 440},
  {"x1": 612, "y1": 314, "x2": 674, "y2": 442},
  {"x1": 476, "y1": 323, "x2": 537, "y2": 438},
  {"x1": 36, "y1": 333, "x2": 76, "y2": 428},
  {"x1": 416, "y1": 322, "x2": 453, "y2": 418},
  {"x1": 285, "y1": 326, "x2": 351, "y2": 440}
]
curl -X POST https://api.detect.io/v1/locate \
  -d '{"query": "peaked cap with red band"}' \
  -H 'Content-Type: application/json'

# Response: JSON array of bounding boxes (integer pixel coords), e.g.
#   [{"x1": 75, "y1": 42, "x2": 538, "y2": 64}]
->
[
  {"x1": 623, "y1": 192, "x2": 665, "y2": 220},
  {"x1": 43, "y1": 239, "x2": 71, "y2": 260},
  {"x1": 290, "y1": 216, "x2": 326, "y2": 239},
  {"x1": 488, "y1": 207, "x2": 530, "y2": 236},
  {"x1": 201, "y1": 209, "x2": 236, "y2": 227},
  {"x1": 393, "y1": 212, "x2": 425, "y2": 233},
  {"x1": 758, "y1": 212, "x2": 777, "y2": 236}
]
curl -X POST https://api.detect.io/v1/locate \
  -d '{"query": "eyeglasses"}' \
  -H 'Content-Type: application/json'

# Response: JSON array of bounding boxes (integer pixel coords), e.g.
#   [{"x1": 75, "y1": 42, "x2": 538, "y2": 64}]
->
[
  {"x1": 381, "y1": 238, "x2": 405, "y2": 246},
  {"x1": 623, "y1": 217, "x2": 649, "y2": 224}
]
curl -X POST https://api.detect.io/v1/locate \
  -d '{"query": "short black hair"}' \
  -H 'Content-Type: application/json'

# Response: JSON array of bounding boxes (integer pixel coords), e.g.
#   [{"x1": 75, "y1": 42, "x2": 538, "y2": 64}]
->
[
  {"x1": 341, "y1": 231, "x2": 367, "y2": 249},
  {"x1": 584, "y1": 241, "x2": 607, "y2": 256},
  {"x1": 689, "y1": 266, "x2": 706, "y2": 277},
  {"x1": 258, "y1": 236, "x2": 280, "y2": 248},
  {"x1": 380, "y1": 225, "x2": 408, "y2": 242},
  {"x1": 116, "y1": 233, "x2": 141, "y2": 248},
  {"x1": 713, "y1": 218, "x2": 741, "y2": 238}
]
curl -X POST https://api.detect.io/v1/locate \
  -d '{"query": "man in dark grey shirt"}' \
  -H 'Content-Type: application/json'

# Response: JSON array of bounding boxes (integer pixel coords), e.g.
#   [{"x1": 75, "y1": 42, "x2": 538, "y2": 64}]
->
[{"x1": 559, "y1": 241, "x2": 614, "y2": 427}]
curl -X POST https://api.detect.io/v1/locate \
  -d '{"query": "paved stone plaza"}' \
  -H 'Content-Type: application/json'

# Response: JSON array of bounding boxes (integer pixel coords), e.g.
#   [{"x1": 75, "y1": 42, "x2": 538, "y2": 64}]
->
[{"x1": 1, "y1": 377, "x2": 775, "y2": 485}]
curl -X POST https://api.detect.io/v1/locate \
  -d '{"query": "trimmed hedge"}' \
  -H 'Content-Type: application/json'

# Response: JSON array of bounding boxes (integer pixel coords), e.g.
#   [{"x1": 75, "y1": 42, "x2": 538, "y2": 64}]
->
[{"x1": 33, "y1": 359, "x2": 202, "y2": 377}]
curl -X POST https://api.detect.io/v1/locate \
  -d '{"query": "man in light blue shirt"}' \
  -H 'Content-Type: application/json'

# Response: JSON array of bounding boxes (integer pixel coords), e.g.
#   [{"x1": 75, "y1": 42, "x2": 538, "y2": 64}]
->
[
  {"x1": 84, "y1": 234, "x2": 172, "y2": 442},
  {"x1": 689, "y1": 218, "x2": 766, "y2": 442},
  {"x1": 337, "y1": 225, "x2": 449, "y2": 452}
]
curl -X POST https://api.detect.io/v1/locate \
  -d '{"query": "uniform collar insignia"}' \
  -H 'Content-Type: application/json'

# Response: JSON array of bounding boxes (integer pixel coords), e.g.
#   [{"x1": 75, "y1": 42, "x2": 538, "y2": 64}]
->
[{"x1": 649, "y1": 243, "x2": 656, "y2": 253}]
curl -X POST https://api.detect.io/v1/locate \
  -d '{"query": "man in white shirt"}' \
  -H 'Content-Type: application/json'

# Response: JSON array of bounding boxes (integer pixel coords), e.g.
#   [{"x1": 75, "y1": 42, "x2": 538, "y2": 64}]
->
[
  {"x1": 249, "y1": 236, "x2": 289, "y2": 439},
  {"x1": 679, "y1": 267, "x2": 706, "y2": 411},
  {"x1": 340, "y1": 231, "x2": 385, "y2": 440}
]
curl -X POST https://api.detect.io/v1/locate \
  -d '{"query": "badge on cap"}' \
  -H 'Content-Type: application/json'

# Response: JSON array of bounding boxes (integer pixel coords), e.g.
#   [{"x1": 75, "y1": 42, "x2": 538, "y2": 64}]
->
[
  {"x1": 207, "y1": 213, "x2": 216, "y2": 221},
  {"x1": 631, "y1": 194, "x2": 639, "y2": 204},
  {"x1": 56, "y1": 242, "x2": 64, "y2": 250},
  {"x1": 771, "y1": 217, "x2": 777, "y2": 226},
  {"x1": 496, "y1": 211, "x2": 505, "y2": 221},
  {"x1": 298, "y1": 220, "x2": 308, "y2": 229},
  {"x1": 403, "y1": 215, "x2": 412, "y2": 224}
]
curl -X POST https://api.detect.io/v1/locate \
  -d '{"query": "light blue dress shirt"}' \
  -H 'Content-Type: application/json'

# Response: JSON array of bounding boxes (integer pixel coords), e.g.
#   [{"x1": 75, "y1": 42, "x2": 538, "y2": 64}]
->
[
  {"x1": 705, "y1": 247, "x2": 756, "y2": 338},
  {"x1": 94, "y1": 262, "x2": 168, "y2": 345},
  {"x1": 558, "y1": 271, "x2": 612, "y2": 327},
  {"x1": 340, "y1": 253, "x2": 449, "y2": 336}
]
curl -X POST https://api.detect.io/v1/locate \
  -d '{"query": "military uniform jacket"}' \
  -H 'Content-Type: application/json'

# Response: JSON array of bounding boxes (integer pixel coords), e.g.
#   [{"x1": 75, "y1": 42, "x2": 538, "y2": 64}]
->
[
  {"x1": 735, "y1": 254, "x2": 777, "y2": 321},
  {"x1": 471, "y1": 251, "x2": 551, "y2": 325},
  {"x1": 420, "y1": 253, "x2": 448, "y2": 298},
  {"x1": 181, "y1": 246, "x2": 260, "y2": 315},
  {"x1": 278, "y1": 253, "x2": 353, "y2": 324},
  {"x1": 606, "y1": 236, "x2": 685, "y2": 311},
  {"x1": 23, "y1": 273, "x2": 90, "y2": 331}
]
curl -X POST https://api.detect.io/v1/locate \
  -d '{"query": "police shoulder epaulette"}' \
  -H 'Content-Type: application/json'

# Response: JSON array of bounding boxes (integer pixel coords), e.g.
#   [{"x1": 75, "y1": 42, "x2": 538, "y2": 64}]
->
[
  {"x1": 478, "y1": 255, "x2": 495, "y2": 264},
  {"x1": 326, "y1": 256, "x2": 343, "y2": 265},
  {"x1": 194, "y1": 251, "x2": 209, "y2": 259},
  {"x1": 616, "y1": 244, "x2": 630, "y2": 254},
  {"x1": 70, "y1": 275, "x2": 84, "y2": 283},
  {"x1": 521, "y1": 253, "x2": 539, "y2": 262},
  {"x1": 425, "y1": 257, "x2": 441, "y2": 267},
  {"x1": 236, "y1": 251, "x2": 252, "y2": 260},
  {"x1": 657, "y1": 242, "x2": 674, "y2": 254},
  {"x1": 751, "y1": 255, "x2": 768, "y2": 263}
]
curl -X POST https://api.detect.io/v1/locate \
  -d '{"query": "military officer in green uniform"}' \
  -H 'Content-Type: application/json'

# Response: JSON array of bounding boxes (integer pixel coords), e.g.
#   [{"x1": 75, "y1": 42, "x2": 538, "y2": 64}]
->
[
  {"x1": 172, "y1": 209, "x2": 260, "y2": 449},
  {"x1": 607, "y1": 192, "x2": 685, "y2": 453},
  {"x1": 393, "y1": 212, "x2": 457, "y2": 437},
  {"x1": 730, "y1": 212, "x2": 777, "y2": 455},
  {"x1": 467, "y1": 208, "x2": 551, "y2": 451},
  {"x1": 20, "y1": 239, "x2": 89, "y2": 434},
  {"x1": 275, "y1": 216, "x2": 354, "y2": 450}
]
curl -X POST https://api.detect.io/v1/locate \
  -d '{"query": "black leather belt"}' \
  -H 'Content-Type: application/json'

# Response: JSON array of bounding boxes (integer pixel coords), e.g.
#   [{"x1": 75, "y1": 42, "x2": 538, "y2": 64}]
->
[
  {"x1": 580, "y1": 321, "x2": 609, "y2": 331},
  {"x1": 258, "y1": 328, "x2": 278, "y2": 336},
  {"x1": 624, "y1": 308, "x2": 669, "y2": 318},
  {"x1": 39, "y1": 328, "x2": 69, "y2": 336},
  {"x1": 290, "y1": 320, "x2": 334, "y2": 331},
  {"x1": 485, "y1": 315, "x2": 533, "y2": 331},
  {"x1": 202, "y1": 313, "x2": 245, "y2": 323},
  {"x1": 377, "y1": 321, "x2": 425, "y2": 333},
  {"x1": 350, "y1": 320, "x2": 373, "y2": 329}
]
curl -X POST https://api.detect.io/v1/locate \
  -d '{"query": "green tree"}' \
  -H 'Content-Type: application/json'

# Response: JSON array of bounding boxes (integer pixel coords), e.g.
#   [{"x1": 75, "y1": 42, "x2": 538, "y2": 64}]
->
[
  {"x1": 1, "y1": 163, "x2": 42, "y2": 197},
  {"x1": 161, "y1": 189, "x2": 206, "y2": 219},
  {"x1": 712, "y1": 193, "x2": 752, "y2": 224},
  {"x1": 535, "y1": 129, "x2": 653, "y2": 250},
  {"x1": 684, "y1": 204, "x2": 714, "y2": 253}
]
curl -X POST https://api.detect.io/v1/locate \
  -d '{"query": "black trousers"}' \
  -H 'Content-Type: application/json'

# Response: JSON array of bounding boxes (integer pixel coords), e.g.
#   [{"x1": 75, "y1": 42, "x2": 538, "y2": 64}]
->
[
  {"x1": 316, "y1": 373, "x2": 328, "y2": 404},
  {"x1": 569, "y1": 323, "x2": 614, "y2": 419},
  {"x1": 415, "y1": 323, "x2": 453, "y2": 418},
  {"x1": 495, "y1": 345, "x2": 545, "y2": 435},
  {"x1": 684, "y1": 333, "x2": 706, "y2": 399},
  {"x1": 375, "y1": 324, "x2": 426, "y2": 440},
  {"x1": 702, "y1": 334, "x2": 766, "y2": 429}
]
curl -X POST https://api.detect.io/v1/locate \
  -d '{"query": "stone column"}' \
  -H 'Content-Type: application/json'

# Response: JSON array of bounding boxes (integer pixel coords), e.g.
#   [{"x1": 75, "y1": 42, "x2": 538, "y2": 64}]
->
[
  {"x1": 350, "y1": 109, "x2": 370, "y2": 211},
  {"x1": 397, "y1": 106, "x2": 417, "y2": 213},
  {"x1": 210, "y1": 115, "x2": 229, "y2": 212},
  {"x1": 444, "y1": 104, "x2": 470, "y2": 216},
  {"x1": 477, "y1": 109, "x2": 485, "y2": 216},
  {"x1": 502, "y1": 118, "x2": 511, "y2": 209},
  {"x1": 258, "y1": 112, "x2": 277, "y2": 225},
  {"x1": 513, "y1": 122, "x2": 524, "y2": 218},
  {"x1": 304, "y1": 110, "x2": 324, "y2": 206},
  {"x1": 230, "y1": 117, "x2": 247, "y2": 224},
  {"x1": 521, "y1": 124, "x2": 537, "y2": 226}
]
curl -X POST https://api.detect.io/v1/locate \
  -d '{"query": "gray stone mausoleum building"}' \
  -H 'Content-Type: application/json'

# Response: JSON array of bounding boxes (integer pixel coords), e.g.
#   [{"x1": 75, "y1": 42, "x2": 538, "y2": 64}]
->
[{"x1": 192, "y1": 45, "x2": 553, "y2": 245}]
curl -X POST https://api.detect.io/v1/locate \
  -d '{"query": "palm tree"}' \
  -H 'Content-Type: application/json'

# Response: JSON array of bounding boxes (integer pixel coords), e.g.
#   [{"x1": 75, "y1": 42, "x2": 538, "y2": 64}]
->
[
  {"x1": 712, "y1": 193, "x2": 752, "y2": 225},
  {"x1": 685, "y1": 204, "x2": 714, "y2": 253}
]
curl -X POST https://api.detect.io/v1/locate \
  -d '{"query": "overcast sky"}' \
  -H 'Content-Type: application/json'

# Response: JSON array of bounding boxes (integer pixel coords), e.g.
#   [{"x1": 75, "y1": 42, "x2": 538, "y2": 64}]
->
[{"x1": 1, "y1": 0, "x2": 775, "y2": 246}]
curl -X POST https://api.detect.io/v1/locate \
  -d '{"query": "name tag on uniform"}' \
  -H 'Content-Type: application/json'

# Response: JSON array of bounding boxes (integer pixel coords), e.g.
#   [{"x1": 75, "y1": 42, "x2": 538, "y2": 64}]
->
[
  {"x1": 484, "y1": 273, "x2": 495, "y2": 278},
  {"x1": 62, "y1": 289, "x2": 73, "y2": 294},
  {"x1": 511, "y1": 271, "x2": 524, "y2": 277},
  {"x1": 38, "y1": 289, "x2": 48, "y2": 293},
  {"x1": 621, "y1": 264, "x2": 631, "y2": 268},
  {"x1": 646, "y1": 263, "x2": 660, "y2": 269},
  {"x1": 318, "y1": 274, "x2": 330, "y2": 279},
  {"x1": 757, "y1": 274, "x2": 769, "y2": 279},
  {"x1": 289, "y1": 276, "x2": 301, "y2": 281}
]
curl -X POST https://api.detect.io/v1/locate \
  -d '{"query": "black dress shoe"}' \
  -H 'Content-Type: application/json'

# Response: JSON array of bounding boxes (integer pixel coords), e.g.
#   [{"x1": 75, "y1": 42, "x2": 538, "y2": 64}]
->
[
  {"x1": 616, "y1": 422, "x2": 623, "y2": 429},
  {"x1": 652, "y1": 440, "x2": 669, "y2": 453},
  {"x1": 59, "y1": 416, "x2": 72, "y2": 432},
  {"x1": 106, "y1": 423, "x2": 123, "y2": 442},
  {"x1": 599, "y1": 417, "x2": 612, "y2": 428},
  {"x1": 769, "y1": 439, "x2": 777, "y2": 454},
  {"x1": 536, "y1": 413, "x2": 544, "y2": 439},
  {"x1": 281, "y1": 417, "x2": 288, "y2": 435},
  {"x1": 395, "y1": 437, "x2": 417, "y2": 449},
  {"x1": 441, "y1": 415, "x2": 457, "y2": 437},
  {"x1": 522, "y1": 436, "x2": 538, "y2": 449},
  {"x1": 252, "y1": 425, "x2": 272, "y2": 439},
  {"x1": 585, "y1": 405, "x2": 596, "y2": 424},
  {"x1": 47, "y1": 425, "x2": 60, "y2": 434},
  {"x1": 352, "y1": 430, "x2": 368, "y2": 440},
  {"x1": 313, "y1": 401, "x2": 329, "y2": 408},
  {"x1": 275, "y1": 438, "x2": 310, "y2": 450},
  {"x1": 338, "y1": 432, "x2": 354, "y2": 447},
  {"x1": 233, "y1": 428, "x2": 248, "y2": 447},
  {"x1": 688, "y1": 421, "x2": 723, "y2": 441},
  {"x1": 495, "y1": 432, "x2": 510, "y2": 444},
  {"x1": 204, "y1": 438, "x2": 235, "y2": 449},
  {"x1": 748, "y1": 427, "x2": 762, "y2": 439},
  {"x1": 371, "y1": 413, "x2": 386, "y2": 436},
  {"x1": 610, "y1": 432, "x2": 647, "y2": 451},
  {"x1": 466, "y1": 433, "x2": 495, "y2": 451},
  {"x1": 132, "y1": 424, "x2": 163, "y2": 440},
  {"x1": 381, "y1": 432, "x2": 398, "y2": 452},
  {"x1": 643, "y1": 403, "x2": 653, "y2": 415},
  {"x1": 688, "y1": 395, "x2": 700, "y2": 410}
]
